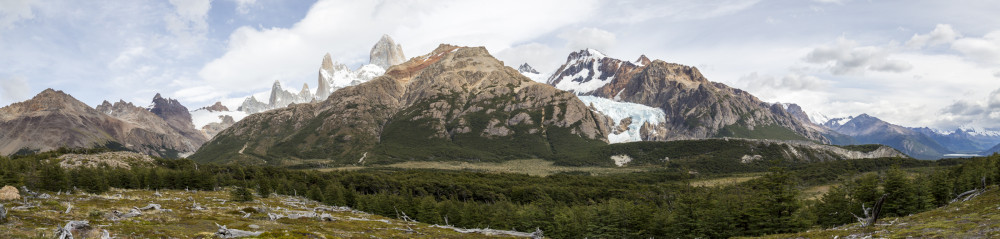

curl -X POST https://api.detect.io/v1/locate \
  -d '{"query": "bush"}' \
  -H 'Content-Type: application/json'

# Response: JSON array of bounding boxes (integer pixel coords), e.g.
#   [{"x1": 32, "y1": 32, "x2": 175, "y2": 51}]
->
[{"x1": 230, "y1": 187, "x2": 254, "y2": 202}]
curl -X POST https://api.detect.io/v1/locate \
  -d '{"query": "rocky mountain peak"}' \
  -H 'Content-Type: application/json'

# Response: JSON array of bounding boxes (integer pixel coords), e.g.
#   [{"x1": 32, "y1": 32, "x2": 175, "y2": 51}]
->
[
  {"x1": 1, "y1": 88, "x2": 92, "y2": 116},
  {"x1": 321, "y1": 53, "x2": 334, "y2": 71},
  {"x1": 635, "y1": 55, "x2": 651, "y2": 65},
  {"x1": 566, "y1": 48, "x2": 607, "y2": 62},
  {"x1": 199, "y1": 102, "x2": 230, "y2": 112},
  {"x1": 369, "y1": 34, "x2": 406, "y2": 69},
  {"x1": 517, "y1": 63, "x2": 539, "y2": 74}
]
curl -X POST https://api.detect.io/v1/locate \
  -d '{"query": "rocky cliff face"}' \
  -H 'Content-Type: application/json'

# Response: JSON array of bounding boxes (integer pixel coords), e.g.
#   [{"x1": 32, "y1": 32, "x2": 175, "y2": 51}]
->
[
  {"x1": 0, "y1": 89, "x2": 204, "y2": 157},
  {"x1": 823, "y1": 114, "x2": 951, "y2": 159},
  {"x1": 517, "y1": 63, "x2": 539, "y2": 74},
  {"x1": 192, "y1": 44, "x2": 609, "y2": 165},
  {"x1": 149, "y1": 94, "x2": 208, "y2": 151},
  {"x1": 547, "y1": 49, "x2": 829, "y2": 143},
  {"x1": 369, "y1": 34, "x2": 406, "y2": 69},
  {"x1": 199, "y1": 102, "x2": 230, "y2": 112},
  {"x1": 237, "y1": 96, "x2": 267, "y2": 114}
]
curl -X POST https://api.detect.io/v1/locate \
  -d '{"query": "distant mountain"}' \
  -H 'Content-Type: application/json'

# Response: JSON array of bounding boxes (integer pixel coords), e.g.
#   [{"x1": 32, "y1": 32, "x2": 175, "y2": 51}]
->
[
  {"x1": 0, "y1": 89, "x2": 204, "y2": 157},
  {"x1": 546, "y1": 49, "x2": 829, "y2": 143},
  {"x1": 240, "y1": 35, "x2": 399, "y2": 114},
  {"x1": 191, "y1": 101, "x2": 247, "y2": 138},
  {"x1": 517, "y1": 63, "x2": 547, "y2": 83},
  {"x1": 517, "y1": 63, "x2": 539, "y2": 74},
  {"x1": 823, "y1": 114, "x2": 950, "y2": 159},
  {"x1": 191, "y1": 44, "x2": 609, "y2": 166},
  {"x1": 909, "y1": 127, "x2": 1000, "y2": 154},
  {"x1": 369, "y1": 34, "x2": 406, "y2": 70}
]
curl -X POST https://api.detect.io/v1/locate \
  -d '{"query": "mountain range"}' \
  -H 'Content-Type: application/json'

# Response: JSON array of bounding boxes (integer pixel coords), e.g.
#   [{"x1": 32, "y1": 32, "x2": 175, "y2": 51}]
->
[
  {"x1": 189, "y1": 44, "x2": 609, "y2": 166},
  {"x1": 0, "y1": 90, "x2": 206, "y2": 157},
  {"x1": 2, "y1": 34, "x2": 996, "y2": 162}
]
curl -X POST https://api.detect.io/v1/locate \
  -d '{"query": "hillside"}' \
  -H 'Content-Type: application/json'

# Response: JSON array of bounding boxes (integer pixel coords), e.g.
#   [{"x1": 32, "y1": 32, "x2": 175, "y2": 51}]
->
[
  {"x1": 191, "y1": 44, "x2": 609, "y2": 166},
  {"x1": 546, "y1": 49, "x2": 829, "y2": 143},
  {"x1": 758, "y1": 186, "x2": 1000, "y2": 238},
  {"x1": 0, "y1": 89, "x2": 204, "y2": 158}
]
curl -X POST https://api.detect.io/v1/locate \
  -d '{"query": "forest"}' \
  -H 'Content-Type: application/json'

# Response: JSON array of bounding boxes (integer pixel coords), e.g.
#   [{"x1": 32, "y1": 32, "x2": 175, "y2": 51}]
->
[{"x1": 1, "y1": 147, "x2": 997, "y2": 238}]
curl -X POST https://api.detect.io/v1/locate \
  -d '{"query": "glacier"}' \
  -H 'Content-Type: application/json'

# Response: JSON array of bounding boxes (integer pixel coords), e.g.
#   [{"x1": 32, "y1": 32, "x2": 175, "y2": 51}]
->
[{"x1": 577, "y1": 96, "x2": 666, "y2": 144}]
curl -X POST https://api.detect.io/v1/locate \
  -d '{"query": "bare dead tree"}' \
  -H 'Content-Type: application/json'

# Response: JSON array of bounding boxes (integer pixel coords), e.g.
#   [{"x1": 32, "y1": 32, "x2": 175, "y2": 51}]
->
[{"x1": 852, "y1": 193, "x2": 887, "y2": 227}]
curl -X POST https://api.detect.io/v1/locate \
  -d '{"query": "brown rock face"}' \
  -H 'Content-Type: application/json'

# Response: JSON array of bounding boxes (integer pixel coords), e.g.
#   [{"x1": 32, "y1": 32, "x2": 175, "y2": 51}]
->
[
  {"x1": 199, "y1": 102, "x2": 230, "y2": 112},
  {"x1": 0, "y1": 89, "x2": 205, "y2": 157},
  {"x1": 193, "y1": 44, "x2": 609, "y2": 165},
  {"x1": 201, "y1": 115, "x2": 236, "y2": 139},
  {"x1": 548, "y1": 50, "x2": 830, "y2": 143}
]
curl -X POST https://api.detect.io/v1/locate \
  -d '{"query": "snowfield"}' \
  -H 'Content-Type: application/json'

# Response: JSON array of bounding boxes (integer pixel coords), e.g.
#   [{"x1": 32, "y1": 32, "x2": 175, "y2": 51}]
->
[{"x1": 577, "y1": 96, "x2": 666, "y2": 144}]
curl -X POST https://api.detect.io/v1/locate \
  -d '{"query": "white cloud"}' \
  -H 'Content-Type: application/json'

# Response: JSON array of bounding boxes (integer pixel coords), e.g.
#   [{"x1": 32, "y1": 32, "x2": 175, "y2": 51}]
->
[
  {"x1": 165, "y1": 0, "x2": 212, "y2": 54},
  {"x1": 906, "y1": 24, "x2": 960, "y2": 48},
  {"x1": 559, "y1": 27, "x2": 617, "y2": 52},
  {"x1": 938, "y1": 88, "x2": 1000, "y2": 129},
  {"x1": 803, "y1": 36, "x2": 912, "y2": 75},
  {"x1": 811, "y1": 0, "x2": 847, "y2": 4},
  {"x1": 0, "y1": 0, "x2": 38, "y2": 29},
  {"x1": 951, "y1": 31, "x2": 1000, "y2": 65},
  {"x1": 602, "y1": 0, "x2": 760, "y2": 23},
  {"x1": 494, "y1": 43, "x2": 560, "y2": 73},
  {"x1": 994, "y1": 71, "x2": 1000, "y2": 78},
  {"x1": 0, "y1": 76, "x2": 30, "y2": 103},
  {"x1": 197, "y1": 0, "x2": 599, "y2": 93},
  {"x1": 231, "y1": 0, "x2": 256, "y2": 15},
  {"x1": 740, "y1": 72, "x2": 828, "y2": 91}
]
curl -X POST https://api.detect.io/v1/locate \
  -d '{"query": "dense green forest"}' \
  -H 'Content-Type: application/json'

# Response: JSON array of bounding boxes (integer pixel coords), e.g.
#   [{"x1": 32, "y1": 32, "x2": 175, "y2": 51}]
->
[{"x1": 1, "y1": 147, "x2": 997, "y2": 238}]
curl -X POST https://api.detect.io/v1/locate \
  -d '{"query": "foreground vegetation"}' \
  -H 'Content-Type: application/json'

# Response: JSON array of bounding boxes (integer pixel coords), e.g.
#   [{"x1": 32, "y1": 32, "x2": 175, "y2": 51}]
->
[
  {"x1": 0, "y1": 188, "x2": 519, "y2": 238},
  {"x1": 1, "y1": 147, "x2": 998, "y2": 238}
]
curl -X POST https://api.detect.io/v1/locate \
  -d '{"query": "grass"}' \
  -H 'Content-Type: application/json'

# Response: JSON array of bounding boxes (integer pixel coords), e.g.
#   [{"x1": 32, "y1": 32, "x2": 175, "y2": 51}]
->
[
  {"x1": 689, "y1": 173, "x2": 762, "y2": 187},
  {"x1": 319, "y1": 158, "x2": 647, "y2": 177},
  {"x1": 0, "y1": 188, "x2": 526, "y2": 238},
  {"x1": 753, "y1": 186, "x2": 1000, "y2": 238}
]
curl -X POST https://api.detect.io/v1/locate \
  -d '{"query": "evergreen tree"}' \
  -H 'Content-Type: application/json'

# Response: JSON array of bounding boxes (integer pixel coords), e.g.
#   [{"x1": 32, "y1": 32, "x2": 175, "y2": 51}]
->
[
  {"x1": 256, "y1": 179, "x2": 272, "y2": 198},
  {"x1": 813, "y1": 185, "x2": 855, "y2": 227},
  {"x1": 307, "y1": 185, "x2": 324, "y2": 203},
  {"x1": 882, "y1": 165, "x2": 917, "y2": 217},
  {"x1": 323, "y1": 183, "x2": 346, "y2": 206},
  {"x1": 38, "y1": 163, "x2": 68, "y2": 192},
  {"x1": 230, "y1": 186, "x2": 254, "y2": 202}
]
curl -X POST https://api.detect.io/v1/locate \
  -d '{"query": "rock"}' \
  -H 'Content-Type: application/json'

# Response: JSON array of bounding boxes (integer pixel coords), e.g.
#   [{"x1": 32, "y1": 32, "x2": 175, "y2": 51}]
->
[
  {"x1": 138, "y1": 203, "x2": 161, "y2": 211},
  {"x1": 55, "y1": 220, "x2": 90, "y2": 239},
  {"x1": 215, "y1": 224, "x2": 263, "y2": 238},
  {"x1": 0, "y1": 185, "x2": 19, "y2": 200},
  {"x1": 0, "y1": 204, "x2": 7, "y2": 223},
  {"x1": 369, "y1": 34, "x2": 406, "y2": 69}
]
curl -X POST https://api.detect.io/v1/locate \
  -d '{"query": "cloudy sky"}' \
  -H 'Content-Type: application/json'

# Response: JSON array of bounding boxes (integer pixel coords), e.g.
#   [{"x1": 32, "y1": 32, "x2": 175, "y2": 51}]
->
[{"x1": 1, "y1": 0, "x2": 999, "y2": 131}]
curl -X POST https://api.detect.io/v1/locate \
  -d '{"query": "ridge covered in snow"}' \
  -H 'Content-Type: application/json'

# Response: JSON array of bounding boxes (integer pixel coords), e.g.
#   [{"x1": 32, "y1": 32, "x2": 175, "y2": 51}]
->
[{"x1": 577, "y1": 96, "x2": 665, "y2": 143}]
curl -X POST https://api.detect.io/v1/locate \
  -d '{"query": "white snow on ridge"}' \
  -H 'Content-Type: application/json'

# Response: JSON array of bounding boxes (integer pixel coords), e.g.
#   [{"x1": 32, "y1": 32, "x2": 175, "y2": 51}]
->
[
  {"x1": 190, "y1": 109, "x2": 247, "y2": 130},
  {"x1": 577, "y1": 96, "x2": 665, "y2": 144},
  {"x1": 520, "y1": 72, "x2": 548, "y2": 84}
]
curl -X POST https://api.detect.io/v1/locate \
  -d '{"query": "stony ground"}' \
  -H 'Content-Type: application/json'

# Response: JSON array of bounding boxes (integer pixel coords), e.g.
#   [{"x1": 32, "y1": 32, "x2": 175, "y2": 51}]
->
[
  {"x1": 0, "y1": 188, "x2": 529, "y2": 238},
  {"x1": 754, "y1": 186, "x2": 1000, "y2": 238}
]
